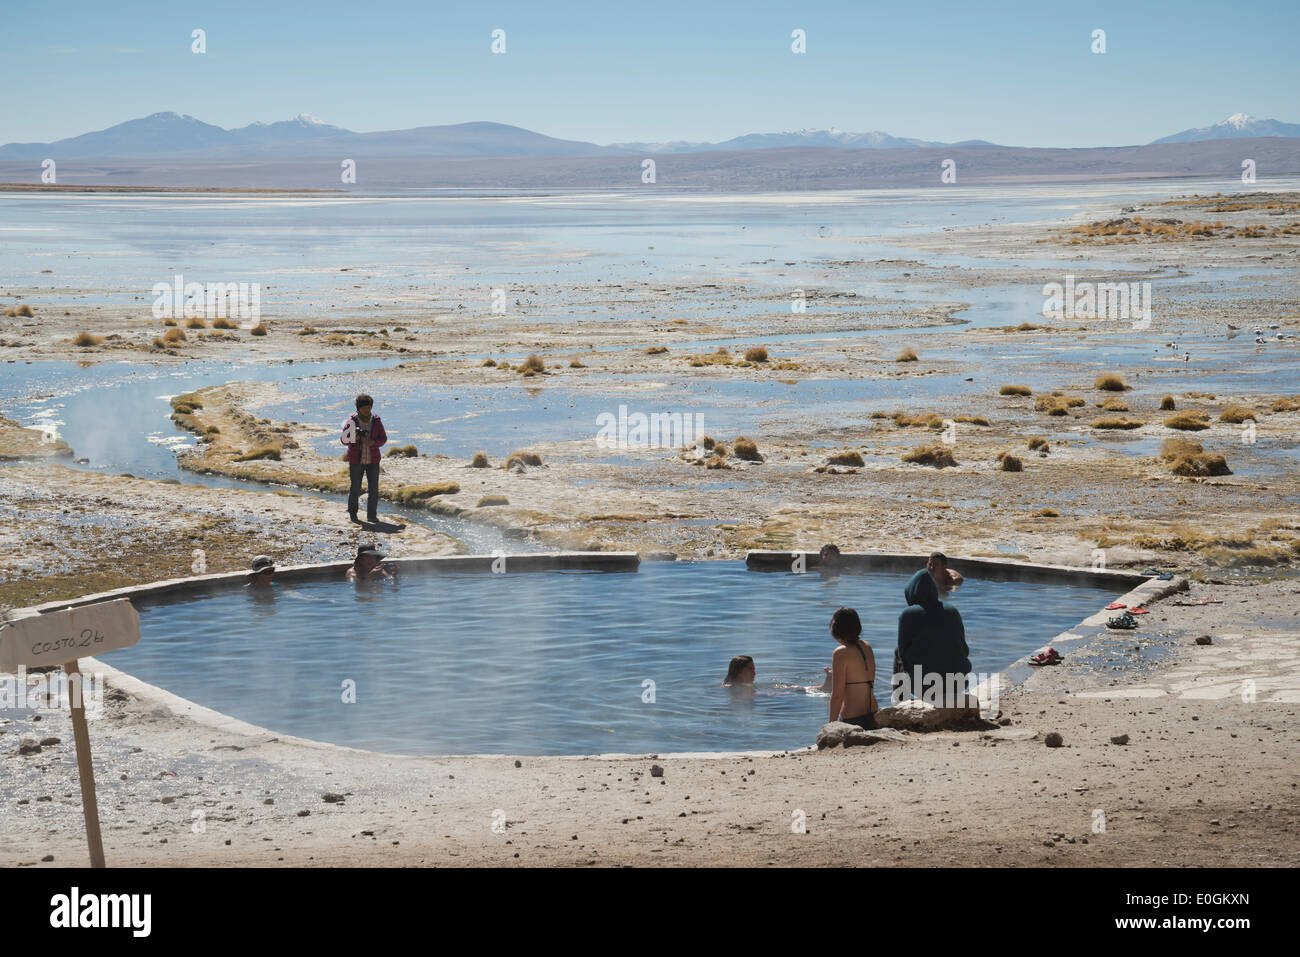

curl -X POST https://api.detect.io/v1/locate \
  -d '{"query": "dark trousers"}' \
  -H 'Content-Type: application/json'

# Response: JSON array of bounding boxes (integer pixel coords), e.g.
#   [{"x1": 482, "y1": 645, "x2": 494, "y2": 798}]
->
[{"x1": 348, "y1": 462, "x2": 380, "y2": 519}]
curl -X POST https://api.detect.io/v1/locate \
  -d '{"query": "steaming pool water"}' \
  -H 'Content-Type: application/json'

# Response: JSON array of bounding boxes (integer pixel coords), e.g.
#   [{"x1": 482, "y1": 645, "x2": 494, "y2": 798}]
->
[{"x1": 121, "y1": 561, "x2": 1122, "y2": 755}]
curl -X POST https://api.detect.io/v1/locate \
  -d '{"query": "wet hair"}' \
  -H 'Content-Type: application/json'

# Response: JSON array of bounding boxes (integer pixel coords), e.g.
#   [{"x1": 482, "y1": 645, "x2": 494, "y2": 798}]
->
[
  {"x1": 819, "y1": 544, "x2": 841, "y2": 559},
  {"x1": 355, "y1": 394, "x2": 373, "y2": 409},
  {"x1": 830, "y1": 606, "x2": 862, "y2": 642},
  {"x1": 929, "y1": 550, "x2": 947, "y2": 564},
  {"x1": 724, "y1": 655, "x2": 754, "y2": 684}
]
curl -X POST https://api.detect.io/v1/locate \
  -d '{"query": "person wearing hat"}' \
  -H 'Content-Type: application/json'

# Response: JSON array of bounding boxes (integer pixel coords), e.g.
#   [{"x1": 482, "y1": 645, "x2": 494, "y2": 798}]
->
[
  {"x1": 247, "y1": 555, "x2": 276, "y2": 588},
  {"x1": 347, "y1": 544, "x2": 394, "y2": 581},
  {"x1": 341, "y1": 393, "x2": 388, "y2": 524}
]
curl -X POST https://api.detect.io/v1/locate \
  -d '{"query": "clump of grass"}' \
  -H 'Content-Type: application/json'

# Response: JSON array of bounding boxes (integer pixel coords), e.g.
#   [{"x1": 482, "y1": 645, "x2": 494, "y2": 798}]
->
[
  {"x1": 1033, "y1": 508, "x2": 1060, "y2": 517},
  {"x1": 895, "y1": 348, "x2": 918, "y2": 363},
  {"x1": 470, "y1": 451, "x2": 490, "y2": 468},
  {"x1": 1271, "y1": 397, "x2": 1299, "y2": 412},
  {"x1": 150, "y1": 337, "x2": 168, "y2": 350},
  {"x1": 1027, "y1": 437, "x2": 1050, "y2": 452},
  {"x1": 505, "y1": 451, "x2": 543, "y2": 469},
  {"x1": 744, "y1": 346, "x2": 769, "y2": 363},
  {"x1": 953, "y1": 415, "x2": 991, "y2": 426},
  {"x1": 732, "y1": 437, "x2": 761, "y2": 461},
  {"x1": 250, "y1": 323, "x2": 269, "y2": 336},
  {"x1": 16, "y1": 304, "x2": 35, "y2": 317},
  {"x1": 826, "y1": 450, "x2": 865, "y2": 467},
  {"x1": 645, "y1": 346, "x2": 669, "y2": 355},
  {"x1": 1095, "y1": 373, "x2": 1129, "y2": 392},
  {"x1": 1218, "y1": 405, "x2": 1257, "y2": 424},
  {"x1": 388, "y1": 444, "x2": 418, "y2": 458},
  {"x1": 700, "y1": 435, "x2": 716, "y2": 450},
  {"x1": 477, "y1": 495, "x2": 509, "y2": 507},
  {"x1": 1035, "y1": 395, "x2": 1084, "y2": 415},
  {"x1": 996, "y1": 452, "x2": 1024, "y2": 471},
  {"x1": 688, "y1": 348, "x2": 733, "y2": 367},
  {"x1": 705, "y1": 455, "x2": 730, "y2": 469},
  {"x1": 892, "y1": 412, "x2": 946, "y2": 429},
  {"x1": 1098, "y1": 397, "x2": 1129, "y2": 411},
  {"x1": 72, "y1": 331, "x2": 104, "y2": 347},
  {"x1": 163, "y1": 318, "x2": 178, "y2": 327},
  {"x1": 1092, "y1": 417, "x2": 1144, "y2": 430},
  {"x1": 232, "y1": 443, "x2": 283, "y2": 462},
  {"x1": 568, "y1": 360, "x2": 586, "y2": 368},
  {"x1": 210, "y1": 317, "x2": 237, "y2": 330},
  {"x1": 1158, "y1": 438, "x2": 1232, "y2": 477},
  {"x1": 2, "y1": 307, "x2": 13, "y2": 316},
  {"x1": 1163, "y1": 410, "x2": 1211, "y2": 431},
  {"x1": 162, "y1": 327, "x2": 187, "y2": 343},
  {"x1": 868, "y1": 411, "x2": 890, "y2": 419},
  {"x1": 481, "y1": 358, "x2": 497, "y2": 367},
  {"x1": 518, "y1": 354, "x2": 546, "y2": 374},
  {"x1": 1160, "y1": 395, "x2": 1177, "y2": 411},
  {"x1": 184, "y1": 317, "x2": 207, "y2": 329},
  {"x1": 391, "y1": 482, "x2": 460, "y2": 504},
  {"x1": 999, "y1": 385, "x2": 1032, "y2": 396},
  {"x1": 902, "y1": 444, "x2": 957, "y2": 468}
]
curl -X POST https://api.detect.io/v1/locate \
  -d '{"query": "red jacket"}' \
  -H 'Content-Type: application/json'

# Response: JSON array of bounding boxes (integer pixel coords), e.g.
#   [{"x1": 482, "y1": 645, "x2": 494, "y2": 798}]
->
[{"x1": 341, "y1": 413, "x2": 387, "y2": 464}]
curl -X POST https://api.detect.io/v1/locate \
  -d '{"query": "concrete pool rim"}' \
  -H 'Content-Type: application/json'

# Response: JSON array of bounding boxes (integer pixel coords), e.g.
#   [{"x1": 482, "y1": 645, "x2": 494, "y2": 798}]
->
[{"x1": 12, "y1": 550, "x2": 1185, "y2": 760}]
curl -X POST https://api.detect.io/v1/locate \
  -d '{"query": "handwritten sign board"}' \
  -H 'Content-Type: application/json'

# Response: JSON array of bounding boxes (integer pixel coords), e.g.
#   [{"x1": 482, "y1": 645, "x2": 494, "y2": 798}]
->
[{"x1": 0, "y1": 599, "x2": 140, "y2": 672}]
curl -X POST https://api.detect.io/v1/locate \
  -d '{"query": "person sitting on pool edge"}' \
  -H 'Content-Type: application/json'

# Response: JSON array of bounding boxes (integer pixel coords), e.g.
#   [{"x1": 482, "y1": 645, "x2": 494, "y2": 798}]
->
[
  {"x1": 347, "y1": 544, "x2": 395, "y2": 581},
  {"x1": 927, "y1": 550, "x2": 963, "y2": 594},
  {"x1": 893, "y1": 566, "x2": 971, "y2": 706},
  {"x1": 826, "y1": 606, "x2": 878, "y2": 729},
  {"x1": 246, "y1": 555, "x2": 276, "y2": 588},
  {"x1": 723, "y1": 655, "x2": 755, "y2": 687}
]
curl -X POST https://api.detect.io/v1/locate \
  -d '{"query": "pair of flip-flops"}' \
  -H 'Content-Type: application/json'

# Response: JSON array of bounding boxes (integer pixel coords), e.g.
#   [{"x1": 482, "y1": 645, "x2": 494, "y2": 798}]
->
[
  {"x1": 1107, "y1": 611, "x2": 1139, "y2": 630},
  {"x1": 1106, "y1": 602, "x2": 1149, "y2": 614},
  {"x1": 1028, "y1": 647, "x2": 1063, "y2": 666}
]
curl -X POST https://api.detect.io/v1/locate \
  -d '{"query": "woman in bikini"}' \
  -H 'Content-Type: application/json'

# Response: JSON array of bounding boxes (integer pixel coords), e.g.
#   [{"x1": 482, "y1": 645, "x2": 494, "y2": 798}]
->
[{"x1": 826, "y1": 606, "x2": 878, "y2": 729}]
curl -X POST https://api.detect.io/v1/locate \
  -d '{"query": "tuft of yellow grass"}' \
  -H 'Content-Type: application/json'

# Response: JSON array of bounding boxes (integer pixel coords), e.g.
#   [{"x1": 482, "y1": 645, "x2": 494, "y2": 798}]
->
[
  {"x1": 470, "y1": 451, "x2": 490, "y2": 468},
  {"x1": 1271, "y1": 397, "x2": 1299, "y2": 412},
  {"x1": 688, "y1": 348, "x2": 733, "y2": 367},
  {"x1": 185, "y1": 317, "x2": 207, "y2": 329},
  {"x1": 732, "y1": 437, "x2": 761, "y2": 461},
  {"x1": 1033, "y1": 508, "x2": 1059, "y2": 517},
  {"x1": 1092, "y1": 417, "x2": 1144, "y2": 430},
  {"x1": 996, "y1": 452, "x2": 1024, "y2": 472},
  {"x1": 232, "y1": 443, "x2": 283, "y2": 462},
  {"x1": 705, "y1": 455, "x2": 730, "y2": 469},
  {"x1": 162, "y1": 327, "x2": 186, "y2": 343},
  {"x1": 568, "y1": 359, "x2": 586, "y2": 368},
  {"x1": 163, "y1": 318, "x2": 178, "y2": 327},
  {"x1": 477, "y1": 495, "x2": 509, "y2": 507},
  {"x1": 388, "y1": 444, "x2": 418, "y2": 458},
  {"x1": 826, "y1": 450, "x2": 865, "y2": 467},
  {"x1": 999, "y1": 385, "x2": 1032, "y2": 396},
  {"x1": 1160, "y1": 395, "x2": 1177, "y2": 411},
  {"x1": 1163, "y1": 410, "x2": 1210, "y2": 431},
  {"x1": 505, "y1": 451, "x2": 543, "y2": 469},
  {"x1": 1158, "y1": 438, "x2": 1231, "y2": 477},
  {"x1": 250, "y1": 322, "x2": 269, "y2": 336},
  {"x1": 700, "y1": 435, "x2": 716, "y2": 450},
  {"x1": 953, "y1": 415, "x2": 991, "y2": 426},
  {"x1": 519, "y1": 354, "x2": 546, "y2": 374},
  {"x1": 895, "y1": 348, "x2": 918, "y2": 363},
  {"x1": 1218, "y1": 405, "x2": 1257, "y2": 424},
  {"x1": 1095, "y1": 373, "x2": 1129, "y2": 392},
  {"x1": 72, "y1": 331, "x2": 104, "y2": 347},
  {"x1": 892, "y1": 412, "x2": 946, "y2": 429},
  {"x1": 902, "y1": 444, "x2": 957, "y2": 468},
  {"x1": 744, "y1": 346, "x2": 769, "y2": 363},
  {"x1": 481, "y1": 358, "x2": 497, "y2": 367},
  {"x1": 391, "y1": 482, "x2": 460, "y2": 504},
  {"x1": 1098, "y1": 397, "x2": 1129, "y2": 411},
  {"x1": 1027, "y1": 437, "x2": 1050, "y2": 452},
  {"x1": 645, "y1": 346, "x2": 669, "y2": 355},
  {"x1": 16, "y1": 304, "x2": 35, "y2": 317}
]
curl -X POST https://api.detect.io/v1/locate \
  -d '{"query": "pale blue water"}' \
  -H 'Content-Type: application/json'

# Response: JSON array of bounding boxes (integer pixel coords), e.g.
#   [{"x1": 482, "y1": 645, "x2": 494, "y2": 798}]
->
[{"x1": 121, "y1": 562, "x2": 1122, "y2": 755}]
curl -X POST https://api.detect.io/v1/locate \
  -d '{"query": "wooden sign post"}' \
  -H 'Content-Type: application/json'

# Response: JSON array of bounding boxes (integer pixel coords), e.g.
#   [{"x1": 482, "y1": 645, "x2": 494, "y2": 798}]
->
[{"x1": 0, "y1": 598, "x2": 141, "y2": 868}]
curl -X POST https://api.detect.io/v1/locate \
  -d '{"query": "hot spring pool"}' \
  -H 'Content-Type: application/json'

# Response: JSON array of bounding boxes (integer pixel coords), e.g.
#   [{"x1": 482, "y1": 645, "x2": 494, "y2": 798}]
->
[{"x1": 120, "y1": 561, "x2": 1121, "y2": 755}]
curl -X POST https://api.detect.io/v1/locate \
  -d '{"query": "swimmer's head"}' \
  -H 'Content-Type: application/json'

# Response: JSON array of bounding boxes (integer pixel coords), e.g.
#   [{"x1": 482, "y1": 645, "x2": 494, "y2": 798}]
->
[
  {"x1": 724, "y1": 655, "x2": 755, "y2": 686},
  {"x1": 829, "y1": 606, "x2": 861, "y2": 643},
  {"x1": 819, "y1": 543, "x2": 841, "y2": 567}
]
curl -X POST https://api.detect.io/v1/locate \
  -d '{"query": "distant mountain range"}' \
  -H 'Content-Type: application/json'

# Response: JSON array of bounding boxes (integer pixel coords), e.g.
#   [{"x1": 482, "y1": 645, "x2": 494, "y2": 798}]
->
[
  {"x1": 4, "y1": 112, "x2": 1298, "y2": 162},
  {"x1": 1150, "y1": 113, "x2": 1300, "y2": 145}
]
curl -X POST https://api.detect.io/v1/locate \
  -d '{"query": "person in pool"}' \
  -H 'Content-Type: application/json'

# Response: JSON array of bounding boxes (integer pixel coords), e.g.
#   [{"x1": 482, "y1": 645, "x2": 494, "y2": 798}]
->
[
  {"x1": 818, "y1": 543, "x2": 842, "y2": 578},
  {"x1": 347, "y1": 544, "x2": 395, "y2": 581},
  {"x1": 826, "y1": 607, "x2": 878, "y2": 728},
  {"x1": 246, "y1": 555, "x2": 276, "y2": 588},
  {"x1": 927, "y1": 550, "x2": 963, "y2": 595},
  {"x1": 723, "y1": 655, "x2": 755, "y2": 686}
]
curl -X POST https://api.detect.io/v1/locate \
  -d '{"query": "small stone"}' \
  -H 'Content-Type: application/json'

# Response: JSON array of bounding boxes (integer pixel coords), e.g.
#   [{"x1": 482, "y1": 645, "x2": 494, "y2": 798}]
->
[
  {"x1": 297, "y1": 810, "x2": 311, "y2": 817},
  {"x1": 263, "y1": 798, "x2": 274, "y2": 805},
  {"x1": 998, "y1": 716, "x2": 1012, "y2": 726},
  {"x1": 1110, "y1": 734, "x2": 1130, "y2": 745},
  {"x1": 649, "y1": 764, "x2": 664, "y2": 778},
  {"x1": 322, "y1": 792, "x2": 345, "y2": 803},
  {"x1": 41, "y1": 854, "x2": 53, "y2": 862},
  {"x1": 1195, "y1": 635, "x2": 1213, "y2": 646},
  {"x1": 1044, "y1": 732, "x2": 1064, "y2": 748},
  {"x1": 1209, "y1": 818, "x2": 1220, "y2": 826},
  {"x1": 39, "y1": 737, "x2": 60, "y2": 746},
  {"x1": 514, "y1": 760, "x2": 521, "y2": 768},
  {"x1": 225, "y1": 839, "x2": 232, "y2": 845},
  {"x1": 1043, "y1": 839, "x2": 1055, "y2": 847}
]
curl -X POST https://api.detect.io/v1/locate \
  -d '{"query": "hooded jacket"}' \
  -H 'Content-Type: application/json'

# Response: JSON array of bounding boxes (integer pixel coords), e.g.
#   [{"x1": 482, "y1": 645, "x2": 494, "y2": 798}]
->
[{"x1": 894, "y1": 569, "x2": 971, "y2": 694}]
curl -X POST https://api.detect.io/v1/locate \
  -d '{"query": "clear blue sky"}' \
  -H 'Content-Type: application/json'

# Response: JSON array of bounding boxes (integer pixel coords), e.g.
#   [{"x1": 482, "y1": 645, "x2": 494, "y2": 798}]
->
[{"x1": 3, "y1": 0, "x2": 1297, "y2": 147}]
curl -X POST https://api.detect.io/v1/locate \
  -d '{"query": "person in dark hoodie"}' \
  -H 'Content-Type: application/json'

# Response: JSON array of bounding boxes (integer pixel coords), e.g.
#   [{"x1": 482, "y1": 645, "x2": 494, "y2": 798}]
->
[{"x1": 892, "y1": 568, "x2": 971, "y2": 706}]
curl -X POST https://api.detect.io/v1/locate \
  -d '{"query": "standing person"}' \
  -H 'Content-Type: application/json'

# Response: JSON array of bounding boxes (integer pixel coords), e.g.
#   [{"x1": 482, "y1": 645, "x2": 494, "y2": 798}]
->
[
  {"x1": 826, "y1": 607, "x2": 878, "y2": 729},
  {"x1": 342, "y1": 394, "x2": 387, "y2": 523},
  {"x1": 893, "y1": 568, "x2": 971, "y2": 706}
]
